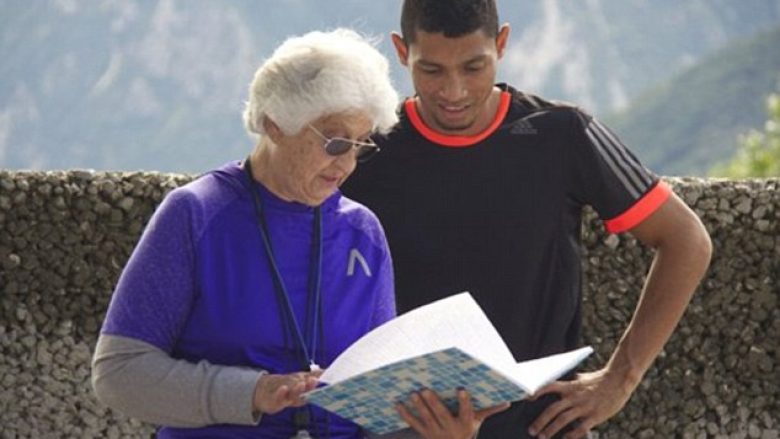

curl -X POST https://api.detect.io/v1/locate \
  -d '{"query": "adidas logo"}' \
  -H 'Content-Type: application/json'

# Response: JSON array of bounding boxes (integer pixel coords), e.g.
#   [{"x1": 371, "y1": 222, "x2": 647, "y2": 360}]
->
[{"x1": 511, "y1": 119, "x2": 538, "y2": 135}]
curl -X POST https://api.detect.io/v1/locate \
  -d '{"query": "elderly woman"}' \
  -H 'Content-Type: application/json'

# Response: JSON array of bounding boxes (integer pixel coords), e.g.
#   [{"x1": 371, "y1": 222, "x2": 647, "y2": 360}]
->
[{"x1": 92, "y1": 29, "x2": 399, "y2": 438}]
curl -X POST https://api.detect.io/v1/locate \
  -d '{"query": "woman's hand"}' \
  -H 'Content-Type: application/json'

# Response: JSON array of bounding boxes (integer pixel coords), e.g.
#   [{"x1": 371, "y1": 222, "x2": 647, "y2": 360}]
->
[
  {"x1": 253, "y1": 372, "x2": 320, "y2": 415},
  {"x1": 397, "y1": 389, "x2": 510, "y2": 439}
]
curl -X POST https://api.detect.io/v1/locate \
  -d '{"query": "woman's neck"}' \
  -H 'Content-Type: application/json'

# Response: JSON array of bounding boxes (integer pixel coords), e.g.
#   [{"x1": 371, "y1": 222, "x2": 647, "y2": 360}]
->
[{"x1": 248, "y1": 142, "x2": 294, "y2": 203}]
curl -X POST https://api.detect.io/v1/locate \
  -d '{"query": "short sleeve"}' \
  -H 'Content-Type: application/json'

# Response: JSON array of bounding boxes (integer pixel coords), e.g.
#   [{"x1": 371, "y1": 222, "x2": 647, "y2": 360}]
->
[
  {"x1": 568, "y1": 110, "x2": 671, "y2": 234},
  {"x1": 100, "y1": 188, "x2": 199, "y2": 352}
]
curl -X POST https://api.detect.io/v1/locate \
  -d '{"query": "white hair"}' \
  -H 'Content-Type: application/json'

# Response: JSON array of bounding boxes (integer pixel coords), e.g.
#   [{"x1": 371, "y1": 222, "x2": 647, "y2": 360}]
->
[{"x1": 243, "y1": 29, "x2": 399, "y2": 138}]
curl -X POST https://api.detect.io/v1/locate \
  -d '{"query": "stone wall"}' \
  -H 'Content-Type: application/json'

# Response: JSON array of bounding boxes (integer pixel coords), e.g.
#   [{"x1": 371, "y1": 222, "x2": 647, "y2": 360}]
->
[{"x1": 0, "y1": 171, "x2": 777, "y2": 438}]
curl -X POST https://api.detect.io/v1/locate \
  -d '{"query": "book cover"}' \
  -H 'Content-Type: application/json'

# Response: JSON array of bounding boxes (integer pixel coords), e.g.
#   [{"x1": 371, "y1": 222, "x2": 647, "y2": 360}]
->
[{"x1": 303, "y1": 293, "x2": 593, "y2": 435}]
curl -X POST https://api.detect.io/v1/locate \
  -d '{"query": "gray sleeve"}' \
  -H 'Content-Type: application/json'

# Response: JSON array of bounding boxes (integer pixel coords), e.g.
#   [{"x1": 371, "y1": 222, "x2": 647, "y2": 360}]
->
[
  {"x1": 91, "y1": 334, "x2": 266, "y2": 428},
  {"x1": 368, "y1": 429, "x2": 423, "y2": 439}
]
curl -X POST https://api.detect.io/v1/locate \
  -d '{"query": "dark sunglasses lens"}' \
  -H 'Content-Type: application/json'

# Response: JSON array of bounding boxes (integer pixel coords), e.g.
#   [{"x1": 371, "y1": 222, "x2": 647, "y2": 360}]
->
[
  {"x1": 324, "y1": 139, "x2": 352, "y2": 156},
  {"x1": 357, "y1": 146, "x2": 379, "y2": 162}
]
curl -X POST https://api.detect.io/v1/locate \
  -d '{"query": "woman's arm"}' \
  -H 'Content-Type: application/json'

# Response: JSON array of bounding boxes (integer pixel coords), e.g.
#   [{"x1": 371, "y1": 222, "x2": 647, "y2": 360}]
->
[{"x1": 92, "y1": 334, "x2": 265, "y2": 427}]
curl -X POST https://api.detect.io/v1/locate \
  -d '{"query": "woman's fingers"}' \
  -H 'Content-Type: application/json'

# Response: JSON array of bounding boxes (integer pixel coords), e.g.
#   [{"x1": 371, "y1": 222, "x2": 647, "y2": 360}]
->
[{"x1": 255, "y1": 372, "x2": 320, "y2": 414}]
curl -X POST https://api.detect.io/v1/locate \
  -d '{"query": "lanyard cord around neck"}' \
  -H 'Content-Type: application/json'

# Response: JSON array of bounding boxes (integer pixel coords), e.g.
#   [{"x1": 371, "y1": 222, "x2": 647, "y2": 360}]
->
[{"x1": 243, "y1": 158, "x2": 323, "y2": 372}]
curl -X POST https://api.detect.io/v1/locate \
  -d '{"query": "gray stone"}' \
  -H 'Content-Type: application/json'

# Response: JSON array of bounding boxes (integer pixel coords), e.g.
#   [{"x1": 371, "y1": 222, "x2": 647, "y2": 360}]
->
[
  {"x1": 0, "y1": 172, "x2": 776, "y2": 438},
  {"x1": 0, "y1": 178, "x2": 15, "y2": 191},
  {"x1": 0, "y1": 195, "x2": 11, "y2": 209},
  {"x1": 71, "y1": 169, "x2": 96, "y2": 181},
  {"x1": 753, "y1": 205, "x2": 768, "y2": 219},
  {"x1": 3, "y1": 253, "x2": 21, "y2": 269},
  {"x1": 604, "y1": 234, "x2": 620, "y2": 250},
  {"x1": 117, "y1": 196, "x2": 134, "y2": 212}
]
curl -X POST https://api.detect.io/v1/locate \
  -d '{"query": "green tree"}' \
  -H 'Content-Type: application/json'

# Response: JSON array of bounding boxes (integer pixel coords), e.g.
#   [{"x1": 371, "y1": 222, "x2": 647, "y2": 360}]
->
[{"x1": 711, "y1": 93, "x2": 780, "y2": 177}]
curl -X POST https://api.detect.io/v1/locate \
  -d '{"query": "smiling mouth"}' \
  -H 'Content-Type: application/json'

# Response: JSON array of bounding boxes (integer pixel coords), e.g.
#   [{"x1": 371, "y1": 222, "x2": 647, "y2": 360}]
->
[{"x1": 439, "y1": 103, "x2": 470, "y2": 115}]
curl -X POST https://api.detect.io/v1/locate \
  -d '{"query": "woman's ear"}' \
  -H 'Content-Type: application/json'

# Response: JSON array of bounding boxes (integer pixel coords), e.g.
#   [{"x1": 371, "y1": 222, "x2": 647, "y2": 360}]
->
[{"x1": 262, "y1": 116, "x2": 283, "y2": 141}]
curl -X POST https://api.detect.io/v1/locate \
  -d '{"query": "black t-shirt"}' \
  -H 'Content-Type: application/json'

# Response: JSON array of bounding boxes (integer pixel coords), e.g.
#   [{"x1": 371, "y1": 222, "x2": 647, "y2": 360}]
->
[{"x1": 342, "y1": 84, "x2": 670, "y2": 437}]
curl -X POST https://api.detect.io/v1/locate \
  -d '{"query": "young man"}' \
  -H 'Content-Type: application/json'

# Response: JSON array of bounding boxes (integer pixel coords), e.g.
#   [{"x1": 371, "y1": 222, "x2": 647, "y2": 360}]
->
[{"x1": 342, "y1": 1, "x2": 713, "y2": 438}]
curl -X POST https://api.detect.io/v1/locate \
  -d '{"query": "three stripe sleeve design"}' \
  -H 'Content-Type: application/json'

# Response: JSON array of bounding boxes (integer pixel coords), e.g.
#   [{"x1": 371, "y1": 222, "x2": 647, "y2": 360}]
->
[{"x1": 584, "y1": 119, "x2": 655, "y2": 199}]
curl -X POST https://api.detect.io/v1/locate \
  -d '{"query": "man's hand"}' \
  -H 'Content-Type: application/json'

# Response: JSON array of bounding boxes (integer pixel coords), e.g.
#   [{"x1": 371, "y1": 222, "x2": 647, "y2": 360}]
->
[
  {"x1": 397, "y1": 389, "x2": 510, "y2": 439},
  {"x1": 253, "y1": 372, "x2": 320, "y2": 415},
  {"x1": 526, "y1": 192, "x2": 711, "y2": 439},
  {"x1": 527, "y1": 368, "x2": 637, "y2": 439}
]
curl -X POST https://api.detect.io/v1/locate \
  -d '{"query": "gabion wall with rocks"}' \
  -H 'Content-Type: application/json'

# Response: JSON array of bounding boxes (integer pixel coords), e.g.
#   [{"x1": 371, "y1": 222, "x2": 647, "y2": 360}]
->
[{"x1": 0, "y1": 171, "x2": 777, "y2": 439}]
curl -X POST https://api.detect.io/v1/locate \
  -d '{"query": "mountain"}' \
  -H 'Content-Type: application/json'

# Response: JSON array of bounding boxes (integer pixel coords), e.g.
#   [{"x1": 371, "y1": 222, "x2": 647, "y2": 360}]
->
[
  {"x1": 606, "y1": 26, "x2": 780, "y2": 176},
  {"x1": 0, "y1": 0, "x2": 403, "y2": 172},
  {"x1": 1, "y1": 0, "x2": 779, "y2": 174},
  {"x1": 502, "y1": 0, "x2": 780, "y2": 113}
]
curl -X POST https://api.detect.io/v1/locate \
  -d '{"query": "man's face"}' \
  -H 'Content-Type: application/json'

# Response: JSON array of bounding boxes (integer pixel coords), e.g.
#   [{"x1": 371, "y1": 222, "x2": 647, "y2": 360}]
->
[{"x1": 393, "y1": 27, "x2": 508, "y2": 135}]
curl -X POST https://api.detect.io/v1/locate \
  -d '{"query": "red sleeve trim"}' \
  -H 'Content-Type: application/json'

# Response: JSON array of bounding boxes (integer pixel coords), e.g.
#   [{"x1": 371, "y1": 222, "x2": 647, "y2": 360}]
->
[
  {"x1": 604, "y1": 181, "x2": 672, "y2": 234},
  {"x1": 405, "y1": 91, "x2": 511, "y2": 147}
]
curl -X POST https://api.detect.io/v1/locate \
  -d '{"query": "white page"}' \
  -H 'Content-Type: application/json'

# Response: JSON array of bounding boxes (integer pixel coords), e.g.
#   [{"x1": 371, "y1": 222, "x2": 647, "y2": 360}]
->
[
  {"x1": 320, "y1": 292, "x2": 517, "y2": 383},
  {"x1": 505, "y1": 346, "x2": 594, "y2": 394}
]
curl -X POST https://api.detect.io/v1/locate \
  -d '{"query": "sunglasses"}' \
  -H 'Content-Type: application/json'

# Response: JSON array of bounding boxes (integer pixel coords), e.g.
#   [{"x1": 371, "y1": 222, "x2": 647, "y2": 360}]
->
[{"x1": 308, "y1": 124, "x2": 380, "y2": 162}]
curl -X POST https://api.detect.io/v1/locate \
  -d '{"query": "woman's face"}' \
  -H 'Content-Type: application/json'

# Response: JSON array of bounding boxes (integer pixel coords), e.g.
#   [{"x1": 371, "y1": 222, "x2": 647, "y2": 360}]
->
[{"x1": 268, "y1": 111, "x2": 374, "y2": 206}]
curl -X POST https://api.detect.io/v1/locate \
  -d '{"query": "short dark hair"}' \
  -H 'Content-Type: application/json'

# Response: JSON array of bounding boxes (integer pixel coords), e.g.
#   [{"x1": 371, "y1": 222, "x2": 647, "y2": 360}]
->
[{"x1": 400, "y1": 0, "x2": 499, "y2": 43}]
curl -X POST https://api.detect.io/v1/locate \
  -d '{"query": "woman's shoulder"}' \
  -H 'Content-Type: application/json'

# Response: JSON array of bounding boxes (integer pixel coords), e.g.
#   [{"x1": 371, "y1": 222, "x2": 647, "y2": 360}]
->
[
  {"x1": 152, "y1": 162, "x2": 247, "y2": 234},
  {"x1": 334, "y1": 194, "x2": 388, "y2": 248},
  {"x1": 336, "y1": 193, "x2": 379, "y2": 219}
]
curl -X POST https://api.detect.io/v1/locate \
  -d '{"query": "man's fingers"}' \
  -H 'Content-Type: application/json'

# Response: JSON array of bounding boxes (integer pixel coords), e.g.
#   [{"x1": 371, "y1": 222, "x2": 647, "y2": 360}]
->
[
  {"x1": 529, "y1": 380, "x2": 569, "y2": 401},
  {"x1": 421, "y1": 390, "x2": 457, "y2": 427},
  {"x1": 456, "y1": 390, "x2": 475, "y2": 424},
  {"x1": 538, "y1": 407, "x2": 581, "y2": 439},
  {"x1": 564, "y1": 419, "x2": 594, "y2": 439},
  {"x1": 528, "y1": 398, "x2": 571, "y2": 436},
  {"x1": 397, "y1": 401, "x2": 426, "y2": 432},
  {"x1": 410, "y1": 392, "x2": 444, "y2": 430}
]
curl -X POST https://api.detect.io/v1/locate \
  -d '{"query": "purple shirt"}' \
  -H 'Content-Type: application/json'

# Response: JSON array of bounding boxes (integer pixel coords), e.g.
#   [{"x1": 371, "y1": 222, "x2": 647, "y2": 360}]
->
[{"x1": 101, "y1": 161, "x2": 396, "y2": 438}]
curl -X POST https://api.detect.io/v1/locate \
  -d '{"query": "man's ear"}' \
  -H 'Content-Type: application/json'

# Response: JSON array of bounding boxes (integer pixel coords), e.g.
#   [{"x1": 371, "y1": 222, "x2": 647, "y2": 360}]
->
[
  {"x1": 496, "y1": 24, "x2": 510, "y2": 59},
  {"x1": 391, "y1": 32, "x2": 409, "y2": 67}
]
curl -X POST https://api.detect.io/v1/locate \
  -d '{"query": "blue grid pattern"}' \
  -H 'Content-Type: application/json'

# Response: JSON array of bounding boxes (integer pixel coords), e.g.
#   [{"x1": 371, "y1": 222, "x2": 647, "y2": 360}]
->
[{"x1": 304, "y1": 348, "x2": 527, "y2": 435}]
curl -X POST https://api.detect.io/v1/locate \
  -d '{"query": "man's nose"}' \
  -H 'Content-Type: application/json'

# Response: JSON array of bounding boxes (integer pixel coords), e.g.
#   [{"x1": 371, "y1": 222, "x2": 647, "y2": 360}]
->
[{"x1": 438, "y1": 74, "x2": 468, "y2": 102}]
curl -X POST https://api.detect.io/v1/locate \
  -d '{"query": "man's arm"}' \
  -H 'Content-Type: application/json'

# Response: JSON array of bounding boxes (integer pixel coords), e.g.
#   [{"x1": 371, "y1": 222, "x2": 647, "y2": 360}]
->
[{"x1": 529, "y1": 192, "x2": 712, "y2": 439}]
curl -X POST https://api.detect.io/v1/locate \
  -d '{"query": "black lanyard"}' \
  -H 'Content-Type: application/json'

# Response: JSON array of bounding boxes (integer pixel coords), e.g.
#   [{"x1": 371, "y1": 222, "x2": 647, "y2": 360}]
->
[{"x1": 242, "y1": 157, "x2": 323, "y2": 372}]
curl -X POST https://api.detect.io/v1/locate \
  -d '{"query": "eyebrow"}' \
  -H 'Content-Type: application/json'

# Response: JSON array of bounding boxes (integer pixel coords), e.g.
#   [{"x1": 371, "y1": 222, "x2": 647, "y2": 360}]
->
[
  {"x1": 418, "y1": 54, "x2": 490, "y2": 68},
  {"x1": 324, "y1": 126, "x2": 373, "y2": 140}
]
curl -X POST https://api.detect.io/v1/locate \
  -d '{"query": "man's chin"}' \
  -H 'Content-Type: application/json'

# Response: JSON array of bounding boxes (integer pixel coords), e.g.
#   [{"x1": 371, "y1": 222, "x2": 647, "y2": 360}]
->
[
  {"x1": 428, "y1": 109, "x2": 473, "y2": 128},
  {"x1": 433, "y1": 118, "x2": 478, "y2": 135}
]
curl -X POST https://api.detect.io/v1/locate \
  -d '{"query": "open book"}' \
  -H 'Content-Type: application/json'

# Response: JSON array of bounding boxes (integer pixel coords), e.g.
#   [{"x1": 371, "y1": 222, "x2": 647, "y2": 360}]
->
[{"x1": 303, "y1": 292, "x2": 593, "y2": 435}]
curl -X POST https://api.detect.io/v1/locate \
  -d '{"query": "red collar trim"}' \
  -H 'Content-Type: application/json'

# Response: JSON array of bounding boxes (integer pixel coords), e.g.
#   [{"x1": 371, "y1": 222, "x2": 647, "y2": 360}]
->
[{"x1": 405, "y1": 91, "x2": 511, "y2": 147}]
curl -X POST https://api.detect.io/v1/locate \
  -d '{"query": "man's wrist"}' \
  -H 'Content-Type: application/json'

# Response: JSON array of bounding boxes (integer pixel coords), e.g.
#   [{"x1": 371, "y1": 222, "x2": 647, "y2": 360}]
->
[{"x1": 605, "y1": 357, "x2": 645, "y2": 394}]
